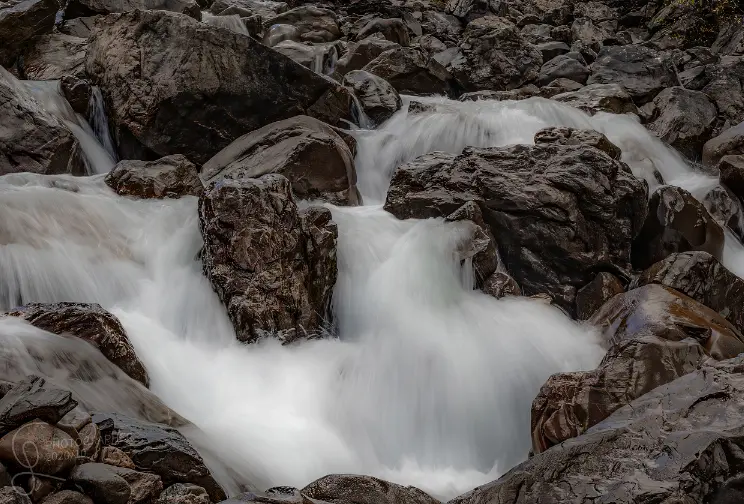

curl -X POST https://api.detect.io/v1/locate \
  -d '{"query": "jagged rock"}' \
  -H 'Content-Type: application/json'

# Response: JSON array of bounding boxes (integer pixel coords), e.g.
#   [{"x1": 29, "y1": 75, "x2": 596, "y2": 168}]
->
[
  {"x1": 702, "y1": 184, "x2": 740, "y2": 232},
  {"x1": 634, "y1": 251, "x2": 744, "y2": 334},
  {"x1": 701, "y1": 56, "x2": 744, "y2": 133},
  {"x1": 570, "y1": 17, "x2": 614, "y2": 48},
  {"x1": 271, "y1": 40, "x2": 339, "y2": 75},
  {"x1": 156, "y1": 484, "x2": 210, "y2": 504},
  {"x1": 60, "y1": 75, "x2": 91, "y2": 116},
  {"x1": 362, "y1": 46, "x2": 456, "y2": 96},
  {"x1": 447, "y1": 16, "x2": 542, "y2": 92},
  {"x1": 40, "y1": 491, "x2": 93, "y2": 504},
  {"x1": 5, "y1": 303, "x2": 149, "y2": 387},
  {"x1": 19, "y1": 33, "x2": 87, "y2": 81},
  {"x1": 70, "y1": 464, "x2": 131, "y2": 504},
  {"x1": 384, "y1": 127, "x2": 647, "y2": 312},
  {"x1": 704, "y1": 122, "x2": 744, "y2": 167},
  {"x1": 535, "y1": 40, "x2": 570, "y2": 61},
  {"x1": 99, "y1": 446, "x2": 135, "y2": 469},
  {"x1": 65, "y1": 0, "x2": 200, "y2": 18},
  {"x1": 575, "y1": 271, "x2": 623, "y2": 320},
  {"x1": 356, "y1": 18, "x2": 409, "y2": 45},
  {"x1": 537, "y1": 54, "x2": 589, "y2": 86},
  {"x1": 631, "y1": 185, "x2": 724, "y2": 270},
  {"x1": 419, "y1": 10, "x2": 462, "y2": 43},
  {"x1": 93, "y1": 412, "x2": 225, "y2": 502},
  {"x1": 0, "y1": 376, "x2": 76, "y2": 435},
  {"x1": 0, "y1": 420, "x2": 78, "y2": 475},
  {"x1": 201, "y1": 116, "x2": 358, "y2": 205},
  {"x1": 0, "y1": 488, "x2": 31, "y2": 504},
  {"x1": 210, "y1": 0, "x2": 285, "y2": 18},
  {"x1": 445, "y1": 201, "x2": 499, "y2": 285},
  {"x1": 332, "y1": 37, "x2": 399, "y2": 77},
  {"x1": 647, "y1": 87, "x2": 718, "y2": 159},
  {"x1": 58, "y1": 16, "x2": 100, "y2": 38},
  {"x1": 0, "y1": 0, "x2": 58, "y2": 67},
  {"x1": 588, "y1": 45, "x2": 676, "y2": 104},
  {"x1": 87, "y1": 10, "x2": 353, "y2": 164},
  {"x1": 105, "y1": 155, "x2": 202, "y2": 200},
  {"x1": 263, "y1": 6, "x2": 339, "y2": 42},
  {"x1": 520, "y1": 23, "x2": 552, "y2": 45},
  {"x1": 108, "y1": 466, "x2": 163, "y2": 504},
  {"x1": 0, "y1": 67, "x2": 76, "y2": 176},
  {"x1": 342, "y1": 70, "x2": 401, "y2": 126},
  {"x1": 199, "y1": 174, "x2": 337, "y2": 343},
  {"x1": 302, "y1": 474, "x2": 440, "y2": 504}
]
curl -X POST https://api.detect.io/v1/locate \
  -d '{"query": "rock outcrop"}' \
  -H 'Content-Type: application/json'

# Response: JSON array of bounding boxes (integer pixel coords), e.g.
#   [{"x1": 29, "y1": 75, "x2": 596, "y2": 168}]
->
[{"x1": 0, "y1": 0, "x2": 58, "y2": 67}]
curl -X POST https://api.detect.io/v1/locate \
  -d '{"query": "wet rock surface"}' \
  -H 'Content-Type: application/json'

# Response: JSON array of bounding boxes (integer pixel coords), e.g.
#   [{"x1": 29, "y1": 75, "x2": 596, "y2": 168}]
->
[
  {"x1": 342, "y1": 70, "x2": 401, "y2": 126},
  {"x1": 105, "y1": 155, "x2": 203, "y2": 200},
  {"x1": 0, "y1": 0, "x2": 58, "y2": 67}
]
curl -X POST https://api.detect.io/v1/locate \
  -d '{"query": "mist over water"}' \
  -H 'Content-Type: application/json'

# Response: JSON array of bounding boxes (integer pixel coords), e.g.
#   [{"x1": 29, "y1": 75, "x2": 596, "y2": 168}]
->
[{"x1": 2, "y1": 88, "x2": 735, "y2": 499}]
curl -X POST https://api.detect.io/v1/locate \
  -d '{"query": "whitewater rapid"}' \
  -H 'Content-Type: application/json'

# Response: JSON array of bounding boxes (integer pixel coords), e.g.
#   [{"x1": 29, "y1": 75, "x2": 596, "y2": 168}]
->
[{"x1": 1, "y1": 87, "x2": 736, "y2": 499}]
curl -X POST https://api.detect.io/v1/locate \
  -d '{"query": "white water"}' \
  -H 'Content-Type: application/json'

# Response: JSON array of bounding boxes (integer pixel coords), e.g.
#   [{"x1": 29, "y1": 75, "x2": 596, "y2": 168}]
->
[
  {"x1": 2, "y1": 92, "x2": 740, "y2": 499},
  {"x1": 201, "y1": 12, "x2": 250, "y2": 36}
]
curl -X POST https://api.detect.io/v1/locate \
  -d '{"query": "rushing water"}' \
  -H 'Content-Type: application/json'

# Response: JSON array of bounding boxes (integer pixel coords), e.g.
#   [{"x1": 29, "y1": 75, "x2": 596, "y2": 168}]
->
[{"x1": 1, "y1": 86, "x2": 739, "y2": 499}]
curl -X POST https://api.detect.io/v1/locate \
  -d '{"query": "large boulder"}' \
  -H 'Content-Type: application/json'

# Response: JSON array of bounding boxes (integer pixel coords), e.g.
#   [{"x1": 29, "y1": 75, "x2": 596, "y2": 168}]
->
[
  {"x1": 302, "y1": 474, "x2": 440, "y2": 504},
  {"x1": 199, "y1": 174, "x2": 337, "y2": 343},
  {"x1": 446, "y1": 16, "x2": 542, "y2": 92},
  {"x1": 19, "y1": 33, "x2": 87, "y2": 81},
  {"x1": 703, "y1": 122, "x2": 744, "y2": 167},
  {"x1": 0, "y1": 0, "x2": 58, "y2": 67},
  {"x1": 631, "y1": 185, "x2": 725, "y2": 270},
  {"x1": 93, "y1": 412, "x2": 225, "y2": 502},
  {"x1": 362, "y1": 46, "x2": 457, "y2": 97},
  {"x1": 86, "y1": 10, "x2": 353, "y2": 164},
  {"x1": 552, "y1": 82, "x2": 639, "y2": 115},
  {"x1": 634, "y1": 251, "x2": 744, "y2": 334},
  {"x1": 450, "y1": 355, "x2": 744, "y2": 504},
  {"x1": 384, "y1": 127, "x2": 648, "y2": 312},
  {"x1": 70, "y1": 464, "x2": 130, "y2": 504},
  {"x1": 0, "y1": 420, "x2": 78, "y2": 475},
  {"x1": 105, "y1": 155, "x2": 202, "y2": 199},
  {"x1": 647, "y1": 87, "x2": 718, "y2": 159},
  {"x1": 201, "y1": 116, "x2": 359, "y2": 205},
  {"x1": 342, "y1": 70, "x2": 401, "y2": 126},
  {"x1": 537, "y1": 54, "x2": 590, "y2": 86},
  {"x1": 65, "y1": 0, "x2": 200, "y2": 19},
  {"x1": 4, "y1": 303, "x2": 149, "y2": 387},
  {"x1": 0, "y1": 67, "x2": 77, "y2": 176},
  {"x1": 531, "y1": 284, "x2": 744, "y2": 454},
  {"x1": 332, "y1": 37, "x2": 399, "y2": 77},
  {"x1": 588, "y1": 45, "x2": 676, "y2": 104}
]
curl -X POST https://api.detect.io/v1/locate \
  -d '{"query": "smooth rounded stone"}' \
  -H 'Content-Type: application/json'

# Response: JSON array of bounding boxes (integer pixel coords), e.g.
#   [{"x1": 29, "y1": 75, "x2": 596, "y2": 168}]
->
[
  {"x1": 537, "y1": 54, "x2": 589, "y2": 86},
  {"x1": 108, "y1": 466, "x2": 163, "y2": 504},
  {"x1": 362, "y1": 46, "x2": 457, "y2": 97},
  {"x1": 0, "y1": 376, "x2": 77, "y2": 435},
  {"x1": 93, "y1": 411, "x2": 225, "y2": 501},
  {"x1": 65, "y1": 0, "x2": 200, "y2": 18},
  {"x1": 588, "y1": 44, "x2": 676, "y2": 104},
  {"x1": 634, "y1": 251, "x2": 744, "y2": 334},
  {"x1": 60, "y1": 76, "x2": 92, "y2": 117},
  {"x1": 87, "y1": 10, "x2": 353, "y2": 164},
  {"x1": 79, "y1": 422, "x2": 101, "y2": 459},
  {"x1": 552, "y1": 82, "x2": 639, "y2": 115},
  {"x1": 302, "y1": 474, "x2": 440, "y2": 504},
  {"x1": 199, "y1": 175, "x2": 338, "y2": 344},
  {"x1": 343, "y1": 70, "x2": 401, "y2": 126},
  {"x1": 0, "y1": 67, "x2": 77, "y2": 177},
  {"x1": 0, "y1": 420, "x2": 78, "y2": 475},
  {"x1": 105, "y1": 155, "x2": 203, "y2": 200},
  {"x1": 0, "y1": 0, "x2": 58, "y2": 67},
  {"x1": 575, "y1": 272, "x2": 624, "y2": 320},
  {"x1": 156, "y1": 484, "x2": 209, "y2": 504},
  {"x1": 384, "y1": 127, "x2": 647, "y2": 312},
  {"x1": 631, "y1": 185, "x2": 725, "y2": 270},
  {"x1": 271, "y1": 40, "x2": 340, "y2": 75},
  {"x1": 647, "y1": 87, "x2": 718, "y2": 159},
  {"x1": 201, "y1": 115, "x2": 359, "y2": 205},
  {"x1": 70, "y1": 464, "x2": 131, "y2": 504},
  {"x1": 263, "y1": 23, "x2": 301, "y2": 47},
  {"x1": 704, "y1": 123, "x2": 744, "y2": 167},
  {"x1": 332, "y1": 37, "x2": 399, "y2": 77},
  {"x1": 19, "y1": 33, "x2": 87, "y2": 81},
  {"x1": 535, "y1": 40, "x2": 570, "y2": 61},
  {"x1": 263, "y1": 6, "x2": 340, "y2": 42},
  {"x1": 0, "y1": 488, "x2": 32, "y2": 504},
  {"x1": 57, "y1": 406, "x2": 91, "y2": 443},
  {"x1": 5, "y1": 303, "x2": 149, "y2": 387},
  {"x1": 40, "y1": 491, "x2": 93, "y2": 504},
  {"x1": 28, "y1": 475, "x2": 58, "y2": 503},
  {"x1": 99, "y1": 446, "x2": 135, "y2": 470},
  {"x1": 356, "y1": 18, "x2": 409, "y2": 45},
  {"x1": 720, "y1": 155, "x2": 744, "y2": 201},
  {"x1": 446, "y1": 16, "x2": 542, "y2": 93}
]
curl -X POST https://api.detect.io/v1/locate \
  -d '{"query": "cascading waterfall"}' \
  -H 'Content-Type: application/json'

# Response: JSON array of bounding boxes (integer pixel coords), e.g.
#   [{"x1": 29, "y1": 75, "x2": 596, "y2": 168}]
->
[{"x1": 1, "y1": 93, "x2": 740, "y2": 499}]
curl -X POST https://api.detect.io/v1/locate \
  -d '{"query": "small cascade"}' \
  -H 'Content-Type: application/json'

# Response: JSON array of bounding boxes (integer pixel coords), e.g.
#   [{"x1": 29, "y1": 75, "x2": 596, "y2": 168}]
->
[
  {"x1": 201, "y1": 11, "x2": 250, "y2": 36},
  {"x1": 349, "y1": 93, "x2": 375, "y2": 130},
  {"x1": 89, "y1": 86, "x2": 119, "y2": 164}
]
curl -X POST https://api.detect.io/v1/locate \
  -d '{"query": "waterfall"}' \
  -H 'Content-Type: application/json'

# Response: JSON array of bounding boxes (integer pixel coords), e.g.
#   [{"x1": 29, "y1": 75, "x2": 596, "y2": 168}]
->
[
  {"x1": 89, "y1": 86, "x2": 119, "y2": 164},
  {"x1": 1, "y1": 91, "x2": 740, "y2": 499},
  {"x1": 201, "y1": 12, "x2": 250, "y2": 36}
]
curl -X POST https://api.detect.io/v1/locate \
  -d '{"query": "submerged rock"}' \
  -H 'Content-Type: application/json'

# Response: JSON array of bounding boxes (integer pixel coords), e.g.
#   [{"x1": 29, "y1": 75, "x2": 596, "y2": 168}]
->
[
  {"x1": 105, "y1": 155, "x2": 203, "y2": 200},
  {"x1": 201, "y1": 116, "x2": 359, "y2": 205},
  {"x1": 199, "y1": 174, "x2": 337, "y2": 343},
  {"x1": 87, "y1": 10, "x2": 353, "y2": 164},
  {"x1": 384, "y1": 127, "x2": 647, "y2": 312}
]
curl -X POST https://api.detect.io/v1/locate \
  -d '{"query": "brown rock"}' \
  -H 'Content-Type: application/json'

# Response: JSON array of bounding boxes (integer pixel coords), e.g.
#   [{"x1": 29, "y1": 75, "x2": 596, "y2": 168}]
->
[
  {"x1": 342, "y1": 70, "x2": 401, "y2": 126},
  {"x1": 108, "y1": 466, "x2": 163, "y2": 504},
  {"x1": 703, "y1": 121, "x2": 744, "y2": 167},
  {"x1": 28, "y1": 475, "x2": 59, "y2": 503},
  {"x1": 78, "y1": 423, "x2": 101, "y2": 459},
  {"x1": 356, "y1": 18, "x2": 409, "y2": 45},
  {"x1": 65, "y1": 0, "x2": 200, "y2": 19},
  {"x1": 0, "y1": 488, "x2": 32, "y2": 504},
  {"x1": 362, "y1": 46, "x2": 457, "y2": 97},
  {"x1": 105, "y1": 155, "x2": 203, "y2": 200},
  {"x1": 263, "y1": 6, "x2": 339, "y2": 43},
  {"x1": 99, "y1": 446, "x2": 135, "y2": 470},
  {"x1": 0, "y1": 0, "x2": 58, "y2": 67},
  {"x1": 155, "y1": 484, "x2": 209, "y2": 504},
  {"x1": 719, "y1": 154, "x2": 744, "y2": 202},
  {"x1": 201, "y1": 116, "x2": 359, "y2": 206},
  {"x1": 333, "y1": 37, "x2": 399, "y2": 77},
  {"x1": 60, "y1": 76, "x2": 92, "y2": 117},
  {"x1": 0, "y1": 376, "x2": 76, "y2": 435},
  {"x1": 302, "y1": 474, "x2": 440, "y2": 504},
  {"x1": 5, "y1": 303, "x2": 149, "y2": 387},
  {"x1": 20, "y1": 33, "x2": 87, "y2": 81},
  {"x1": 70, "y1": 463, "x2": 130, "y2": 504},
  {"x1": 0, "y1": 420, "x2": 78, "y2": 475},
  {"x1": 40, "y1": 491, "x2": 93, "y2": 504},
  {"x1": 552, "y1": 83, "x2": 639, "y2": 115},
  {"x1": 575, "y1": 272, "x2": 624, "y2": 320}
]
